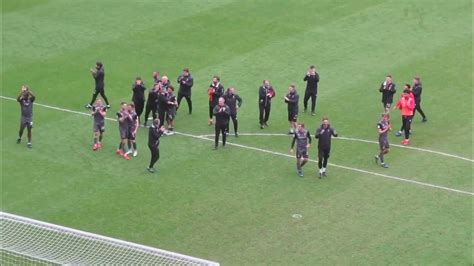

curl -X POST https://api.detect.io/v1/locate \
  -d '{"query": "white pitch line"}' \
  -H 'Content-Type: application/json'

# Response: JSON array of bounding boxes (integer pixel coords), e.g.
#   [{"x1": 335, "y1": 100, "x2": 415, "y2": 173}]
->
[
  {"x1": 1, "y1": 95, "x2": 472, "y2": 196},
  {"x1": 183, "y1": 132, "x2": 473, "y2": 196},
  {"x1": 198, "y1": 133, "x2": 474, "y2": 163}
]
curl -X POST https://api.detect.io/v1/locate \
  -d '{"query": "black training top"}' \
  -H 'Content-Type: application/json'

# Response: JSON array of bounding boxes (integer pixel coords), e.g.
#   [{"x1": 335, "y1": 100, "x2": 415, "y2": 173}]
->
[
  {"x1": 315, "y1": 125, "x2": 338, "y2": 150},
  {"x1": 93, "y1": 67, "x2": 105, "y2": 89},
  {"x1": 303, "y1": 73, "x2": 320, "y2": 93},
  {"x1": 148, "y1": 125, "x2": 164, "y2": 147}
]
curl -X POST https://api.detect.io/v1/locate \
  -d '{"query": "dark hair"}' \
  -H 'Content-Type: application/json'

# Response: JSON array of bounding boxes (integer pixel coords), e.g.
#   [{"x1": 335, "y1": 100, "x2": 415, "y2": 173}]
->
[
  {"x1": 309, "y1": 65, "x2": 315, "y2": 69},
  {"x1": 129, "y1": 103, "x2": 135, "y2": 108},
  {"x1": 405, "y1": 84, "x2": 411, "y2": 89},
  {"x1": 386, "y1": 74, "x2": 392, "y2": 78},
  {"x1": 322, "y1": 117, "x2": 329, "y2": 121},
  {"x1": 213, "y1": 75, "x2": 220, "y2": 81},
  {"x1": 299, "y1": 123, "x2": 305, "y2": 128},
  {"x1": 96, "y1": 62, "x2": 103, "y2": 68},
  {"x1": 414, "y1": 76, "x2": 421, "y2": 84},
  {"x1": 183, "y1": 68, "x2": 189, "y2": 72},
  {"x1": 263, "y1": 79, "x2": 269, "y2": 84},
  {"x1": 136, "y1": 77, "x2": 142, "y2": 80},
  {"x1": 289, "y1": 84, "x2": 296, "y2": 89},
  {"x1": 168, "y1": 85, "x2": 175, "y2": 91}
]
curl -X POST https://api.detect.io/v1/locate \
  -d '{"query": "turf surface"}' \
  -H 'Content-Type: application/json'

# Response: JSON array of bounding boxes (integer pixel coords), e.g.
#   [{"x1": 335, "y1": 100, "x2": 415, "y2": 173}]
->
[{"x1": 1, "y1": 0, "x2": 472, "y2": 264}]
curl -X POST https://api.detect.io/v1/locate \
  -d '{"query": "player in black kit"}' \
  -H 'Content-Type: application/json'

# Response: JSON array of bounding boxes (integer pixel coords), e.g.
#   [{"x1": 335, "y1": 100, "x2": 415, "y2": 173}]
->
[
  {"x1": 213, "y1": 97, "x2": 230, "y2": 149},
  {"x1": 315, "y1": 117, "x2": 338, "y2": 178},
  {"x1": 147, "y1": 119, "x2": 166, "y2": 173}
]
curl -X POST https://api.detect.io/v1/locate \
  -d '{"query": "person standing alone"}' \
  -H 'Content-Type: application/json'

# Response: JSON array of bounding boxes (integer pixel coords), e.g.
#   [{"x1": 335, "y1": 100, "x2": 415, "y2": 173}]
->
[
  {"x1": 379, "y1": 75, "x2": 396, "y2": 112},
  {"x1": 86, "y1": 62, "x2": 110, "y2": 109},
  {"x1": 16, "y1": 85, "x2": 35, "y2": 149},
  {"x1": 303, "y1": 65, "x2": 319, "y2": 115},
  {"x1": 147, "y1": 119, "x2": 166, "y2": 173}
]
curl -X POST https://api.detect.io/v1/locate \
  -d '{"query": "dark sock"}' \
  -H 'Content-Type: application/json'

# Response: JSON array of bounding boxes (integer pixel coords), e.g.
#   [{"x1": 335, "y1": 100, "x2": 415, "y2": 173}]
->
[
  {"x1": 99, "y1": 133, "x2": 103, "y2": 142},
  {"x1": 133, "y1": 142, "x2": 137, "y2": 150}
]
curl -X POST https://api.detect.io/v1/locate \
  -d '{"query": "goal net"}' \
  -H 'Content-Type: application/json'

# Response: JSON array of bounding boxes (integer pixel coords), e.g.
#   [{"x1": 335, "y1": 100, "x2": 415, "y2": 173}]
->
[{"x1": 0, "y1": 212, "x2": 219, "y2": 265}]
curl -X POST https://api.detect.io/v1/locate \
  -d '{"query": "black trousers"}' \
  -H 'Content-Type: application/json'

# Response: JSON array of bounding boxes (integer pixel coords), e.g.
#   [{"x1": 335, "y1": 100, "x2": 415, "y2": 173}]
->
[
  {"x1": 144, "y1": 104, "x2": 157, "y2": 125},
  {"x1": 318, "y1": 148, "x2": 330, "y2": 169},
  {"x1": 401, "y1": 116, "x2": 412, "y2": 139},
  {"x1": 89, "y1": 88, "x2": 109, "y2": 105},
  {"x1": 413, "y1": 102, "x2": 426, "y2": 119},
  {"x1": 226, "y1": 114, "x2": 238, "y2": 133},
  {"x1": 148, "y1": 144, "x2": 160, "y2": 168},
  {"x1": 303, "y1": 91, "x2": 317, "y2": 112},
  {"x1": 158, "y1": 108, "x2": 166, "y2": 128},
  {"x1": 133, "y1": 99, "x2": 145, "y2": 122},
  {"x1": 215, "y1": 123, "x2": 227, "y2": 147},
  {"x1": 259, "y1": 103, "x2": 271, "y2": 124},
  {"x1": 177, "y1": 93, "x2": 192, "y2": 114}
]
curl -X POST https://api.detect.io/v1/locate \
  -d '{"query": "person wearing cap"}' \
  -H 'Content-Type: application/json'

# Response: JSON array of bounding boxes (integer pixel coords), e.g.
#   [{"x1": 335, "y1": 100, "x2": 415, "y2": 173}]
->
[
  {"x1": 147, "y1": 118, "x2": 166, "y2": 173},
  {"x1": 374, "y1": 113, "x2": 391, "y2": 168},
  {"x1": 379, "y1": 75, "x2": 396, "y2": 112},
  {"x1": 303, "y1": 65, "x2": 320, "y2": 115},
  {"x1": 177, "y1": 68, "x2": 194, "y2": 114},
  {"x1": 412, "y1": 77, "x2": 427, "y2": 122},
  {"x1": 394, "y1": 91, "x2": 415, "y2": 145},
  {"x1": 315, "y1": 117, "x2": 338, "y2": 178}
]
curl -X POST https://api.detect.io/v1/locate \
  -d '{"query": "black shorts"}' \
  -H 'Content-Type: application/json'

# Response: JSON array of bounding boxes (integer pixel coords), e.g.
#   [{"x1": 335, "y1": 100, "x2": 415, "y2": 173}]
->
[
  {"x1": 128, "y1": 129, "x2": 137, "y2": 140},
  {"x1": 119, "y1": 128, "x2": 128, "y2": 139},
  {"x1": 167, "y1": 110, "x2": 176, "y2": 121},
  {"x1": 21, "y1": 117, "x2": 33, "y2": 128},
  {"x1": 296, "y1": 149, "x2": 308, "y2": 159},
  {"x1": 383, "y1": 102, "x2": 392, "y2": 108},
  {"x1": 379, "y1": 138, "x2": 389, "y2": 150},
  {"x1": 93, "y1": 122, "x2": 105, "y2": 132},
  {"x1": 288, "y1": 112, "x2": 298, "y2": 122}
]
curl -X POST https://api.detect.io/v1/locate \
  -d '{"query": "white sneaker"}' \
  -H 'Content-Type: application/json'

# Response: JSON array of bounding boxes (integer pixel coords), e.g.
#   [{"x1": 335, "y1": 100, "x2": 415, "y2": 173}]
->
[
  {"x1": 133, "y1": 150, "x2": 138, "y2": 157},
  {"x1": 125, "y1": 150, "x2": 133, "y2": 155}
]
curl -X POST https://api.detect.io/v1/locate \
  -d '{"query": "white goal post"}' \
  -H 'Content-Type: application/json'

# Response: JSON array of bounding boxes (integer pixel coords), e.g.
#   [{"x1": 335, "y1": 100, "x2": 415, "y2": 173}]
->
[{"x1": 0, "y1": 212, "x2": 219, "y2": 265}]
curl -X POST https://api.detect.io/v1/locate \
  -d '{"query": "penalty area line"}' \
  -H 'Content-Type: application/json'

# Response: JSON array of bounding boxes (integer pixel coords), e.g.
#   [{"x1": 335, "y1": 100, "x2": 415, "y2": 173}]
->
[{"x1": 1, "y1": 95, "x2": 472, "y2": 196}]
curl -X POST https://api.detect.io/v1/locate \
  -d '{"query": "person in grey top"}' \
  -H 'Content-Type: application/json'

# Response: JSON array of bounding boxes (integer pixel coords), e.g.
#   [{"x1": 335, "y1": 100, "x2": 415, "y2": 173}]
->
[
  {"x1": 16, "y1": 85, "x2": 35, "y2": 148},
  {"x1": 91, "y1": 98, "x2": 107, "y2": 151},
  {"x1": 290, "y1": 123, "x2": 312, "y2": 177},
  {"x1": 374, "y1": 113, "x2": 391, "y2": 168}
]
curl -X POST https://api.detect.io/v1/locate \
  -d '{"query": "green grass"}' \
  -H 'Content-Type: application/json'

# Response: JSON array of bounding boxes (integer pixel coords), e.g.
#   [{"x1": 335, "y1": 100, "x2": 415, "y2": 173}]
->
[{"x1": 1, "y1": 0, "x2": 472, "y2": 265}]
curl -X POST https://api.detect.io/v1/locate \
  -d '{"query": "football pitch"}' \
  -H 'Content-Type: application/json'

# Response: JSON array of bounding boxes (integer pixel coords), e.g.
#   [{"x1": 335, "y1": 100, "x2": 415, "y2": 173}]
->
[{"x1": 1, "y1": 0, "x2": 472, "y2": 265}]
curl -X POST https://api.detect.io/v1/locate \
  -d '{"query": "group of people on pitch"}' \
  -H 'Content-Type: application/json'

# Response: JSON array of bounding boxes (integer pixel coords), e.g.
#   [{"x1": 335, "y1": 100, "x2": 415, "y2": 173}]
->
[
  {"x1": 375, "y1": 75, "x2": 428, "y2": 168},
  {"x1": 15, "y1": 62, "x2": 427, "y2": 176}
]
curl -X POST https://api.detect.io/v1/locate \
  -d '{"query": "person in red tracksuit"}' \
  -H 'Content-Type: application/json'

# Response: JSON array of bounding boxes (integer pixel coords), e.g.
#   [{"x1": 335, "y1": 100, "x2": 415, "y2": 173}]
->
[
  {"x1": 395, "y1": 84, "x2": 415, "y2": 138},
  {"x1": 394, "y1": 91, "x2": 415, "y2": 145}
]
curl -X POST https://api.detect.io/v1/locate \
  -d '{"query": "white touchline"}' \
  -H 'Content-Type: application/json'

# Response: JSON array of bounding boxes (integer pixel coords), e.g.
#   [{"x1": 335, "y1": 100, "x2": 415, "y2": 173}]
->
[
  {"x1": 2, "y1": 95, "x2": 472, "y2": 196},
  {"x1": 197, "y1": 133, "x2": 474, "y2": 163}
]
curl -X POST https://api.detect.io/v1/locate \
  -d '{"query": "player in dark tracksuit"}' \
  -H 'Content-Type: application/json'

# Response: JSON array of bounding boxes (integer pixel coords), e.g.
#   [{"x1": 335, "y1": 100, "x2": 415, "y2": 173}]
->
[
  {"x1": 412, "y1": 77, "x2": 427, "y2": 122},
  {"x1": 303, "y1": 65, "x2": 319, "y2": 115},
  {"x1": 147, "y1": 118, "x2": 166, "y2": 173},
  {"x1": 208, "y1": 76, "x2": 224, "y2": 125},
  {"x1": 177, "y1": 68, "x2": 194, "y2": 114},
  {"x1": 16, "y1": 85, "x2": 35, "y2": 148},
  {"x1": 284, "y1": 85, "x2": 299, "y2": 134},
  {"x1": 315, "y1": 117, "x2": 338, "y2": 178},
  {"x1": 379, "y1": 75, "x2": 396, "y2": 111},
  {"x1": 116, "y1": 103, "x2": 132, "y2": 160},
  {"x1": 144, "y1": 83, "x2": 160, "y2": 127},
  {"x1": 374, "y1": 113, "x2": 391, "y2": 168},
  {"x1": 91, "y1": 99, "x2": 107, "y2": 151},
  {"x1": 165, "y1": 86, "x2": 178, "y2": 134},
  {"x1": 223, "y1": 87, "x2": 242, "y2": 137},
  {"x1": 258, "y1": 80, "x2": 275, "y2": 129},
  {"x1": 213, "y1": 97, "x2": 230, "y2": 149},
  {"x1": 290, "y1": 123, "x2": 312, "y2": 177},
  {"x1": 131, "y1": 77, "x2": 146, "y2": 124},
  {"x1": 86, "y1": 62, "x2": 110, "y2": 108}
]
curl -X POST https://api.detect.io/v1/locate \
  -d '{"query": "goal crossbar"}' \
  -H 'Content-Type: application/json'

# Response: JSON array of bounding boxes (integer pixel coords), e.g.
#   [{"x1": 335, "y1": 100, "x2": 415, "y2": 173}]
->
[{"x1": 0, "y1": 211, "x2": 219, "y2": 265}]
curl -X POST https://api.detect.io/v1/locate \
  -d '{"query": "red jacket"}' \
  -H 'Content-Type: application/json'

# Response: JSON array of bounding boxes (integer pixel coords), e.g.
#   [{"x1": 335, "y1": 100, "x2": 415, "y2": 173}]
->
[{"x1": 396, "y1": 96, "x2": 415, "y2": 116}]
